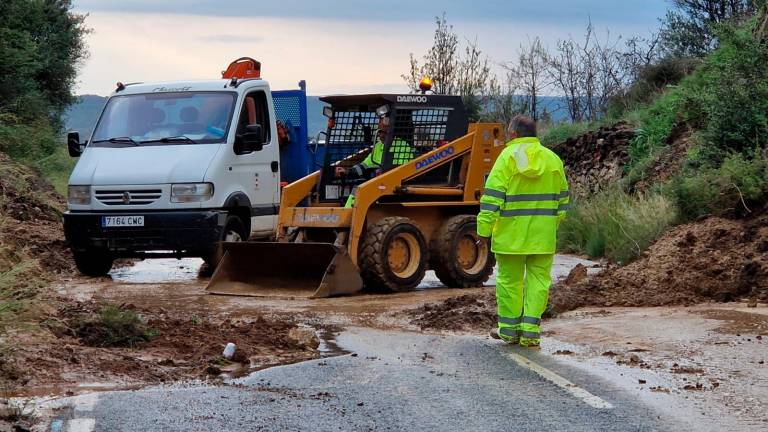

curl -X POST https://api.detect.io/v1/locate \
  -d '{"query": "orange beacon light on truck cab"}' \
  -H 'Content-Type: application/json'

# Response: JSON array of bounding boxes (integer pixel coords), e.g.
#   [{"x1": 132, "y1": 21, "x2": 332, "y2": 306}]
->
[{"x1": 222, "y1": 57, "x2": 261, "y2": 79}]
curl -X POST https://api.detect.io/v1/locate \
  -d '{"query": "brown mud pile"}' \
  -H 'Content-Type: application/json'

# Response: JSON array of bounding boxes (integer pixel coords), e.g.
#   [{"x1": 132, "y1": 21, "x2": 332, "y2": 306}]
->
[
  {"x1": 0, "y1": 153, "x2": 73, "y2": 275},
  {"x1": 550, "y1": 215, "x2": 768, "y2": 313},
  {"x1": 5, "y1": 300, "x2": 320, "y2": 395},
  {"x1": 405, "y1": 293, "x2": 496, "y2": 333}
]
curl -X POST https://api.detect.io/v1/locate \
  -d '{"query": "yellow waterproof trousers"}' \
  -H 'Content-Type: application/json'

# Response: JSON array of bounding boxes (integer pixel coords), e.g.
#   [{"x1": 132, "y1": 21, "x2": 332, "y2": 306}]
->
[{"x1": 495, "y1": 253, "x2": 554, "y2": 344}]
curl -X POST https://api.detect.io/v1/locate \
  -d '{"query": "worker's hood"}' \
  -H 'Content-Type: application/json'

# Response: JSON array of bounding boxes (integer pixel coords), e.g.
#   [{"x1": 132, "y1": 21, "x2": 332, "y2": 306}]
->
[
  {"x1": 510, "y1": 138, "x2": 546, "y2": 178},
  {"x1": 69, "y1": 144, "x2": 221, "y2": 185}
]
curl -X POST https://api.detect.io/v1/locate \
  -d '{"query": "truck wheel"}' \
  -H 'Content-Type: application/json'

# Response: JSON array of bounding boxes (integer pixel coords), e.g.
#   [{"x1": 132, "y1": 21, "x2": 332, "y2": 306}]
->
[
  {"x1": 203, "y1": 215, "x2": 247, "y2": 269},
  {"x1": 73, "y1": 250, "x2": 114, "y2": 277},
  {"x1": 430, "y1": 215, "x2": 495, "y2": 288},
  {"x1": 359, "y1": 217, "x2": 428, "y2": 292}
]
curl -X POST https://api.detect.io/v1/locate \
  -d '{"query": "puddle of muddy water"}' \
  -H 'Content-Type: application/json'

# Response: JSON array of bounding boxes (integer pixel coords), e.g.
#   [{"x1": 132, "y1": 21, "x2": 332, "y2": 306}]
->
[{"x1": 109, "y1": 258, "x2": 203, "y2": 283}]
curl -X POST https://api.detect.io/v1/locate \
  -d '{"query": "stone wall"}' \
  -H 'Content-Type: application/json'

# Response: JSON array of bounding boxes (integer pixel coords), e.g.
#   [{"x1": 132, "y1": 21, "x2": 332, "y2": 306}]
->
[{"x1": 552, "y1": 122, "x2": 635, "y2": 196}]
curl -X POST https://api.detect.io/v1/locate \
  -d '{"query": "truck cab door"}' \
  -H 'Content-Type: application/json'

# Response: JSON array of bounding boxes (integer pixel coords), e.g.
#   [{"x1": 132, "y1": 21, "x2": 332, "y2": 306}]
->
[{"x1": 232, "y1": 90, "x2": 279, "y2": 236}]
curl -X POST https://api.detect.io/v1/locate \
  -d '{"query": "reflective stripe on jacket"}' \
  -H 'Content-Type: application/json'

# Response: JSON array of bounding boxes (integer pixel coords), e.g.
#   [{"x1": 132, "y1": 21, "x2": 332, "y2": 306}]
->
[{"x1": 477, "y1": 137, "x2": 569, "y2": 254}]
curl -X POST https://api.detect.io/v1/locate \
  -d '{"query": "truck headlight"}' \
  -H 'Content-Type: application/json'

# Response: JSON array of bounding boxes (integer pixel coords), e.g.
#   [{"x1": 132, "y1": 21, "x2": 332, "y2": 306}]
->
[
  {"x1": 171, "y1": 183, "x2": 214, "y2": 203},
  {"x1": 68, "y1": 185, "x2": 91, "y2": 205}
]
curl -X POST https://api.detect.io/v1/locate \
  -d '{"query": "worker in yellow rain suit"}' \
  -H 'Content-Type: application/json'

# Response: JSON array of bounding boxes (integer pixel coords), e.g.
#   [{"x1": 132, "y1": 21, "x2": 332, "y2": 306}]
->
[
  {"x1": 336, "y1": 117, "x2": 415, "y2": 207},
  {"x1": 477, "y1": 115, "x2": 569, "y2": 347}
]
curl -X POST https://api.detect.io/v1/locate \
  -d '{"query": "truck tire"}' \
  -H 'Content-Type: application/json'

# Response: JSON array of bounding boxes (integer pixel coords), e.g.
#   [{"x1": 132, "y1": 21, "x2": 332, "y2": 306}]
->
[
  {"x1": 430, "y1": 215, "x2": 495, "y2": 288},
  {"x1": 359, "y1": 217, "x2": 428, "y2": 292},
  {"x1": 203, "y1": 215, "x2": 247, "y2": 270},
  {"x1": 73, "y1": 250, "x2": 114, "y2": 277}
]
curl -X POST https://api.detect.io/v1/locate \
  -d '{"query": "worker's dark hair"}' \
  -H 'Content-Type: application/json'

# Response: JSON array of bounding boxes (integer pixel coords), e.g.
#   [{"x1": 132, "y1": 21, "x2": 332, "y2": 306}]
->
[{"x1": 509, "y1": 115, "x2": 537, "y2": 138}]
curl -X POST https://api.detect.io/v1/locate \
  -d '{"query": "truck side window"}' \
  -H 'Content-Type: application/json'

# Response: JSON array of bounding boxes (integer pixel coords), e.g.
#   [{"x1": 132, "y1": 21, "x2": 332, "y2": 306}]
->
[{"x1": 237, "y1": 91, "x2": 271, "y2": 145}]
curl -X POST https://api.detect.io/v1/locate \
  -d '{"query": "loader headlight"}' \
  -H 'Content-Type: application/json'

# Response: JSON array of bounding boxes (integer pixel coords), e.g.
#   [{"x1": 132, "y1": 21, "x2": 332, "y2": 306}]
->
[
  {"x1": 68, "y1": 185, "x2": 91, "y2": 205},
  {"x1": 171, "y1": 183, "x2": 214, "y2": 203}
]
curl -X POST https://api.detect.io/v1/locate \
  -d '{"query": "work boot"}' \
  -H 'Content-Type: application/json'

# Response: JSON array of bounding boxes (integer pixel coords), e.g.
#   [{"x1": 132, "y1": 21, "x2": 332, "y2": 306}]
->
[
  {"x1": 490, "y1": 328, "x2": 519, "y2": 345},
  {"x1": 519, "y1": 337, "x2": 540, "y2": 348}
]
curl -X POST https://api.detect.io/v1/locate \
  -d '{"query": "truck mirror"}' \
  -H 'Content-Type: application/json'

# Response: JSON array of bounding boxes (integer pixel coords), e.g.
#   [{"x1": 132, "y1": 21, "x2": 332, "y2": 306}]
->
[
  {"x1": 236, "y1": 124, "x2": 264, "y2": 154},
  {"x1": 67, "y1": 131, "x2": 84, "y2": 157}
]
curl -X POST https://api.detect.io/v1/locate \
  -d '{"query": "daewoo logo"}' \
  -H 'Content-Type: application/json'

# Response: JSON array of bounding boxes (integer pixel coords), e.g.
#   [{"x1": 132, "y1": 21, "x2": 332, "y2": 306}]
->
[
  {"x1": 397, "y1": 95, "x2": 428, "y2": 103},
  {"x1": 416, "y1": 146, "x2": 455, "y2": 170}
]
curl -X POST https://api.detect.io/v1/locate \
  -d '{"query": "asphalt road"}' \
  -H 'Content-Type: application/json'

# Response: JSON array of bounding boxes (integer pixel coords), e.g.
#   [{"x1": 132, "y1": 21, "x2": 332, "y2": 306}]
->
[{"x1": 46, "y1": 328, "x2": 690, "y2": 432}]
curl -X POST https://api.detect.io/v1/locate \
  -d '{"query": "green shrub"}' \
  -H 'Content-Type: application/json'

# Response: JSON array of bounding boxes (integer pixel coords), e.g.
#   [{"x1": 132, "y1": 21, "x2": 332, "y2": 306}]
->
[
  {"x1": 669, "y1": 150, "x2": 768, "y2": 220},
  {"x1": 558, "y1": 189, "x2": 677, "y2": 264},
  {"x1": 0, "y1": 115, "x2": 60, "y2": 162},
  {"x1": 75, "y1": 305, "x2": 157, "y2": 348},
  {"x1": 608, "y1": 57, "x2": 700, "y2": 118},
  {"x1": 678, "y1": 21, "x2": 768, "y2": 161},
  {"x1": 628, "y1": 90, "x2": 683, "y2": 170}
]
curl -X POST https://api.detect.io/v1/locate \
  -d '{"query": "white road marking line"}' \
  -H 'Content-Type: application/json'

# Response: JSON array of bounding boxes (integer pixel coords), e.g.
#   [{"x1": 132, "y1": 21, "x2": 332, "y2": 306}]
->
[
  {"x1": 65, "y1": 418, "x2": 96, "y2": 432},
  {"x1": 506, "y1": 351, "x2": 614, "y2": 410}
]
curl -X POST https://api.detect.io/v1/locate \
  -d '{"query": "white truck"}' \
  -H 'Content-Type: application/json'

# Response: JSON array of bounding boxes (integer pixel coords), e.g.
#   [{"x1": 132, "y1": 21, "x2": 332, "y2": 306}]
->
[{"x1": 63, "y1": 58, "x2": 323, "y2": 276}]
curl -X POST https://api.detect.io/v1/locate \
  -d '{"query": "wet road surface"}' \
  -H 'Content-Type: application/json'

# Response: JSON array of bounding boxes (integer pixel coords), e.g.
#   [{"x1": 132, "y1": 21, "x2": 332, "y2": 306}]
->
[{"x1": 45, "y1": 327, "x2": 688, "y2": 432}]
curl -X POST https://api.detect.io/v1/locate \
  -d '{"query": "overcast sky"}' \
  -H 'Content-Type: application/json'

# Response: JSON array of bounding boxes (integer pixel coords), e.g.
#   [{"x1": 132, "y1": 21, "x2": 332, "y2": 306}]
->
[{"x1": 73, "y1": 0, "x2": 670, "y2": 96}]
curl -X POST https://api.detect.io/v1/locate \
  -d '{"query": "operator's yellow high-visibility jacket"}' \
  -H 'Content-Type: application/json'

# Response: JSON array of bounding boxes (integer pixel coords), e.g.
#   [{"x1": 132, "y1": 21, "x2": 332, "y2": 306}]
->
[
  {"x1": 349, "y1": 138, "x2": 415, "y2": 177},
  {"x1": 477, "y1": 137, "x2": 569, "y2": 254},
  {"x1": 345, "y1": 138, "x2": 415, "y2": 208}
]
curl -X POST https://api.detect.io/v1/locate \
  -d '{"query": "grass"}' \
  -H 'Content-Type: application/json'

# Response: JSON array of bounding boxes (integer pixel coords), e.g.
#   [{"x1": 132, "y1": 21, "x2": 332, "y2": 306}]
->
[
  {"x1": 540, "y1": 121, "x2": 595, "y2": 148},
  {"x1": 75, "y1": 305, "x2": 157, "y2": 348},
  {"x1": 37, "y1": 145, "x2": 76, "y2": 196},
  {"x1": 558, "y1": 188, "x2": 677, "y2": 264}
]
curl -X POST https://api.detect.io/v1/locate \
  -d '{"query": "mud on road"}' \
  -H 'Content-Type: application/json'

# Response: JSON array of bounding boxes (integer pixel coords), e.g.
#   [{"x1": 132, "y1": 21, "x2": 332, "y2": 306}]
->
[{"x1": 7, "y1": 258, "x2": 497, "y2": 398}]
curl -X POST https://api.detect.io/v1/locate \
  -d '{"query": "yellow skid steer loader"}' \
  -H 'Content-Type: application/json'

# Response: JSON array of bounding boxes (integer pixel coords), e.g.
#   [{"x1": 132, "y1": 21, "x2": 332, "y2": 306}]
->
[{"x1": 207, "y1": 92, "x2": 504, "y2": 298}]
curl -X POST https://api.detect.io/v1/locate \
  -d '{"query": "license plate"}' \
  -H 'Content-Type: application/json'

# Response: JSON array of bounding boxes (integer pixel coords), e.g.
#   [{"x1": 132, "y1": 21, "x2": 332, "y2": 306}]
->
[{"x1": 102, "y1": 215, "x2": 144, "y2": 228}]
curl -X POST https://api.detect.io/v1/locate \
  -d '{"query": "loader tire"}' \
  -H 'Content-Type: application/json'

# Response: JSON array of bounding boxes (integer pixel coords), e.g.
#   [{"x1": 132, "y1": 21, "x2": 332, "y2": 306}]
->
[
  {"x1": 203, "y1": 215, "x2": 247, "y2": 270},
  {"x1": 73, "y1": 249, "x2": 114, "y2": 277},
  {"x1": 359, "y1": 217, "x2": 427, "y2": 292},
  {"x1": 430, "y1": 215, "x2": 495, "y2": 288}
]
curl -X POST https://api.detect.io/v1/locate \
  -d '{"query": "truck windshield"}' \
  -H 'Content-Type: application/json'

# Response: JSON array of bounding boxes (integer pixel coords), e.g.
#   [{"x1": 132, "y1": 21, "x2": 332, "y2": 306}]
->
[{"x1": 91, "y1": 92, "x2": 236, "y2": 146}]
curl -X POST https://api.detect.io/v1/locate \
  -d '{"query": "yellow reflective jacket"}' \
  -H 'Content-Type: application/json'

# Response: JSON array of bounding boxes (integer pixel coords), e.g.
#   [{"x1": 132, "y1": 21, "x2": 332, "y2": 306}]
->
[
  {"x1": 351, "y1": 138, "x2": 414, "y2": 176},
  {"x1": 477, "y1": 137, "x2": 569, "y2": 255}
]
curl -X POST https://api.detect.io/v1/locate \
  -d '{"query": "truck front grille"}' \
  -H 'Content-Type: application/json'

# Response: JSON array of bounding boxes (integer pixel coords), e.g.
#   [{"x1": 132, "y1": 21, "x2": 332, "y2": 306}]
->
[{"x1": 95, "y1": 189, "x2": 162, "y2": 206}]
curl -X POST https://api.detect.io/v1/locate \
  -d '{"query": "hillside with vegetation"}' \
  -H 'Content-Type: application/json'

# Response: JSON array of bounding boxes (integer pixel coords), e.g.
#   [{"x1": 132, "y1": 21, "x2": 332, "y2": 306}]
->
[
  {"x1": 406, "y1": 2, "x2": 768, "y2": 308},
  {"x1": 0, "y1": 0, "x2": 86, "y2": 392}
]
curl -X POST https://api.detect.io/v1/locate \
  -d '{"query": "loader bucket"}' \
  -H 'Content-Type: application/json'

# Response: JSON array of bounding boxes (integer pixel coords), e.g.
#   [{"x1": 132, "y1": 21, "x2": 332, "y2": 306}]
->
[{"x1": 205, "y1": 242, "x2": 363, "y2": 298}]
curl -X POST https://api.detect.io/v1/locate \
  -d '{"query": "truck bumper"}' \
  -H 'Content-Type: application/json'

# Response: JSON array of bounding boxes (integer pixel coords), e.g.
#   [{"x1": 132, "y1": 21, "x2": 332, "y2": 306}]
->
[{"x1": 63, "y1": 210, "x2": 227, "y2": 257}]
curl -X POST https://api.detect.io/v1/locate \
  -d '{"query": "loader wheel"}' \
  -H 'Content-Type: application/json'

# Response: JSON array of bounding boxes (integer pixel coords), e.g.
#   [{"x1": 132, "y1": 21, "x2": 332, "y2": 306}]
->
[
  {"x1": 73, "y1": 249, "x2": 114, "y2": 277},
  {"x1": 203, "y1": 215, "x2": 247, "y2": 270},
  {"x1": 430, "y1": 215, "x2": 495, "y2": 288},
  {"x1": 359, "y1": 217, "x2": 428, "y2": 292}
]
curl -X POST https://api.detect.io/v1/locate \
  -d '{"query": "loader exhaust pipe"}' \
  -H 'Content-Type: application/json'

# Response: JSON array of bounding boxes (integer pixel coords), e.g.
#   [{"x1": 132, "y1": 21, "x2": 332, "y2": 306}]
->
[{"x1": 205, "y1": 242, "x2": 363, "y2": 298}]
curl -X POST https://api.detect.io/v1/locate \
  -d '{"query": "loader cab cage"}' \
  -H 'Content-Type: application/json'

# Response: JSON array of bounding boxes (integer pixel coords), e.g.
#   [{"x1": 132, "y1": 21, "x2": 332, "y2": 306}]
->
[{"x1": 318, "y1": 94, "x2": 468, "y2": 204}]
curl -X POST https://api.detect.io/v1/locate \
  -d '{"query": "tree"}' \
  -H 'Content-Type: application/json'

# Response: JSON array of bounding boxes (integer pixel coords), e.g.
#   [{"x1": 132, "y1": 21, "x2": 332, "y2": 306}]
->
[
  {"x1": 403, "y1": 14, "x2": 459, "y2": 95},
  {"x1": 548, "y1": 37, "x2": 584, "y2": 122},
  {"x1": 485, "y1": 70, "x2": 527, "y2": 126},
  {"x1": 661, "y1": 0, "x2": 760, "y2": 57},
  {"x1": 403, "y1": 14, "x2": 494, "y2": 121},
  {"x1": 0, "y1": 0, "x2": 89, "y2": 123},
  {"x1": 507, "y1": 37, "x2": 549, "y2": 121}
]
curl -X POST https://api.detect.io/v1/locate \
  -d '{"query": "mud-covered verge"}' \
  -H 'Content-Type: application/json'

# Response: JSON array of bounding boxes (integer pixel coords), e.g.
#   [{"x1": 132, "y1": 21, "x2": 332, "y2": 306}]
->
[
  {"x1": 0, "y1": 153, "x2": 73, "y2": 278},
  {"x1": 2, "y1": 300, "x2": 323, "y2": 398},
  {"x1": 549, "y1": 214, "x2": 768, "y2": 313}
]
